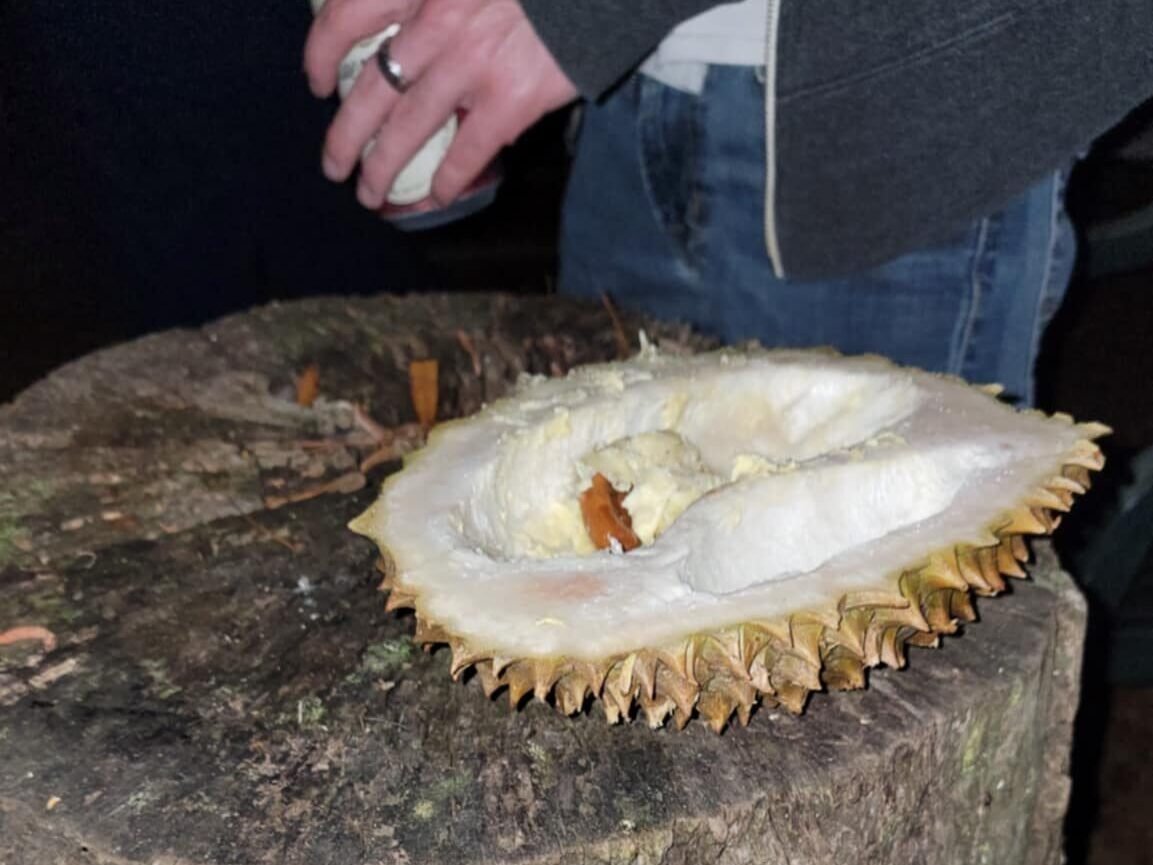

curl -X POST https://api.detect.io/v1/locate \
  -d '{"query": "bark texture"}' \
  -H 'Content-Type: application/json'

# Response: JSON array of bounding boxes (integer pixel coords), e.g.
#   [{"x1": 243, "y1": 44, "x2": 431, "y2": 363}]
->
[{"x1": 0, "y1": 294, "x2": 1085, "y2": 864}]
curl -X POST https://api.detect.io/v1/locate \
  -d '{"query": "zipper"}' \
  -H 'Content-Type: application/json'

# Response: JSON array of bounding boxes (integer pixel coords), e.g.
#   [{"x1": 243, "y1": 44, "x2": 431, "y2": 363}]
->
[{"x1": 763, "y1": 0, "x2": 785, "y2": 278}]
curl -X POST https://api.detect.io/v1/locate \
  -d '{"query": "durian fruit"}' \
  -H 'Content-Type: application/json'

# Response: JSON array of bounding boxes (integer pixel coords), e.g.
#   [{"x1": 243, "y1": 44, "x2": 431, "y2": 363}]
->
[{"x1": 350, "y1": 345, "x2": 1107, "y2": 732}]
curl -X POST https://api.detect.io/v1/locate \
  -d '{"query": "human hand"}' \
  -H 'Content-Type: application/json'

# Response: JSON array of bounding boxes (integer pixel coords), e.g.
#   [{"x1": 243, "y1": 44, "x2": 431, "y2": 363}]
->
[{"x1": 304, "y1": 0, "x2": 579, "y2": 209}]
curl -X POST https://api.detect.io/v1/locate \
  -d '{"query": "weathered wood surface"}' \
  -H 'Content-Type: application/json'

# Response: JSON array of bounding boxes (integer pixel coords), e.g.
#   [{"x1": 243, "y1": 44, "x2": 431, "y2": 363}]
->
[{"x1": 0, "y1": 294, "x2": 1085, "y2": 865}]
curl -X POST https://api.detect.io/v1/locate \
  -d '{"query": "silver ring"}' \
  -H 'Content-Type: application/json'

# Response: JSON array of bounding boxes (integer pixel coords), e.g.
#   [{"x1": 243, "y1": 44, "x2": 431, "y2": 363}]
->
[{"x1": 376, "y1": 24, "x2": 410, "y2": 94}]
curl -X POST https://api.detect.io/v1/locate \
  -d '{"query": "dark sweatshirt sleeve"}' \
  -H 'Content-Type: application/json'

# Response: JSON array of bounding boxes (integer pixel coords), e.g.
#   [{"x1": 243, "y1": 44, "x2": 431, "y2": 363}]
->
[{"x1": 520, "y1": 0, "x2": 725, "y2": 98}]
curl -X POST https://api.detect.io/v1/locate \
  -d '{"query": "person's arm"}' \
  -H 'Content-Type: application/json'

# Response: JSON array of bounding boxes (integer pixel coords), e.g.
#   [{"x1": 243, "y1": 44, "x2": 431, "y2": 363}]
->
[{"x1": 518, "y1": 0, "x2": 722, "y2": 98}]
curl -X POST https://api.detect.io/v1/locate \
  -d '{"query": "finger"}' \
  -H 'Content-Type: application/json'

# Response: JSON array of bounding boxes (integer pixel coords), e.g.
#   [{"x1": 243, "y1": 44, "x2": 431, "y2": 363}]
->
[
  {"x1": 430, "y1": 103, "x2": 518, "y2": 204},
  {"x1": 321, "y1": 53, "x2": 403, "y2": 181},
  {"x1": 304, "y1": 0, "x2": 415, "y2": 97},
  {"x1": 321, "y1": 10, "x2": 470, "y2": 181},
  {"x1": 356, "y1": 50, "x2": 472, "y2": 208}
]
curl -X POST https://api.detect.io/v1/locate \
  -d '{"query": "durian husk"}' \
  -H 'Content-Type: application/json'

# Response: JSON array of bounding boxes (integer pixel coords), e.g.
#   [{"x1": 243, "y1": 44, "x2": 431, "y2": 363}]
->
[{"x1": 365, "y1": 418, "x2": 1108, "y2": 733}]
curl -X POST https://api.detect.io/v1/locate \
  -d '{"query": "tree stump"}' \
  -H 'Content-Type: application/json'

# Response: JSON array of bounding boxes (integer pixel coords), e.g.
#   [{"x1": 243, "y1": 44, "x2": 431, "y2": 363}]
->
[{"x1": 0, "y1": 294, "x2": 1086, "y2": 865}]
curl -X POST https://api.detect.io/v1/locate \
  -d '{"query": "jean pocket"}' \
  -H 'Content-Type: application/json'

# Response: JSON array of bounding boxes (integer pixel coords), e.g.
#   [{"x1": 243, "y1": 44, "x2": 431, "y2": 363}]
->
[{"x1": 635, "y1": 74, "x2": 707, "y2": 272}]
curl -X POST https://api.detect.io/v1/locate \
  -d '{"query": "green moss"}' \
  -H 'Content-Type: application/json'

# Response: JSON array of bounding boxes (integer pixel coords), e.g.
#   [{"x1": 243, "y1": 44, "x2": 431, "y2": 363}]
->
[
  {"x1": 124, "y1": 788, "x2": 159, "y2": 814},
  {"x1": 363, "y1": 640, "x2": 414, "y2": 673},
  {"x1": 1007, "y1": 681, "x2": 1025, "y2": 709},
  {"x1": 140, "y1": 659, "x2": 183, "y2": 700},
  {"x1": 344, "y1": 640, "x2": 415, "y2": 687},
  {"x1": 526, "y1": 741, "x2": 558, "y2": 788},
  {"x1": 430, "y1": 772, "x2": 470, "y2": 802},
  {"x1": 962, "y1": 715, "x2": 988, "y2": 773},
  {"x1": 25, "y1": 591, "x2": 83, "y2": 624},
  {"x1": 0, "y1": 481, "x2": 54, "y2": 567},
  {"x1": 296, "y1": 695, "x2": 328, "y2": 729},
  {"x1": 0, "y1": 521, "x2": 20, "y2": 567}
]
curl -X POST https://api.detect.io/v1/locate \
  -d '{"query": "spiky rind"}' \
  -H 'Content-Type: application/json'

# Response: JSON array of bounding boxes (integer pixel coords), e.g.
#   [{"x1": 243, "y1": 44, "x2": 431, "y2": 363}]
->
[{"x1": 368, "y1": 433, "x2": 1105, "y2": 732}]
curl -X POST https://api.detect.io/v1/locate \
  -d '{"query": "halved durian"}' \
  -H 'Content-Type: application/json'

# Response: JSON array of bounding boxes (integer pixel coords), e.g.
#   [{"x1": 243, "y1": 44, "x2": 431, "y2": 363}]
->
[{"x1": 350, "y1": 345, "x2": 1107, "y2": 732}]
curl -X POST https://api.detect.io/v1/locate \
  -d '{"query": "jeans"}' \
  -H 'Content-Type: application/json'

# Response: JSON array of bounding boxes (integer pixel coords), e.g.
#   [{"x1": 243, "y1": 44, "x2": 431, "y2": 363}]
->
[{"x1": 559, "y1": 68, "x2": 1076, "y2": 405}]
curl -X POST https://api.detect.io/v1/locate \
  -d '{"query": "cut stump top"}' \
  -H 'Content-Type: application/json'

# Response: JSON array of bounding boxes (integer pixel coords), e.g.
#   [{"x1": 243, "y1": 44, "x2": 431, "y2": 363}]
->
[{"x1": 0, "y1": 294, "x2": 1084, "y2": 865}]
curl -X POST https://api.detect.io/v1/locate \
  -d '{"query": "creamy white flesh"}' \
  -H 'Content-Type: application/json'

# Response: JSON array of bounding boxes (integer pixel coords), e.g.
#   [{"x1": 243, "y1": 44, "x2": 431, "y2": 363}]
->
[{"x1": 353, "y1": 349, "x2": 1093, "y2": 660}]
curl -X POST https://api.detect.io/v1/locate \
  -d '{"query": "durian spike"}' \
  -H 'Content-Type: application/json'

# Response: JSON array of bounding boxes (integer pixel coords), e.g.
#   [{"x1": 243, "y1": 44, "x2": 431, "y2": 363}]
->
[
  {"x1": 613, "y1": 652, "x2": 639, "y2": 695},
  {"x1": 1063, "y1": 464, "x2": 1092, "y2": 489},
  {"x1": 413, "y1": 617, "x2": 449, "y2": 648},
  {"x1": 655, "y1": 642, "x2": 695, "y2": 684},
  {"x1": 448, "y1": 640, "x2": 489, "y2": 680},
  {"x1": 999, "y1": 505, "x2": 1053, "y2": 536},
  {"x1": 505, "y1": 663, "x2": 537, "y2": 707},
  {"x1": 734, "y1": 692, "x2": 756, "y2": 726},
  {"x1": 1028, "y1": 488, "x2": 1072, "y2": 513},
  {"x1": 631, "y1": 651, "x2": 660, "y2": 700},
  {"x1": 1010, "y1": 534, "x2": 1031, "y2": 563},
  {"x1": 1048, "y1": 474, "x2": 1086, "y2": 496},
  {"x1": 601, "y1": 672, "x2": 636, "y2": 722},
  {"x1": 957, "y1": 548, "x2": 995, "y2": 595},
  {"x1": 789, "y1": 620, "x2": 825, "y2": 668},
  {"x1": 996, "y1": 540, "x2": 1027, "y2": 579},
  {"x1": 919, "y1": 551, "x2": 970, "y2": 592},
  {"x1": 738, "y1": 624, "x2": 780, "y2": 671},
  {"x1": 656, "y1": 666, "x2": 700, "y2": 719},
  {"x1": 384, "y1": 589, "x2": 418, "y2": 613},
  {"x1": 1068, "y1": 440, "x2": 1106, "y2": 469},
  {"x1": 823, "y1": 650, "x2": 867, "y2": 691},
  {"x1": 906, "y1": 631, "x2": 941, "y2": 649},
  {"x1": 697, "y1": 689, "x2": 738, "y2": 734},
  {"x1": 694, "y1": 679, "x2": 754, "y2": 731},
  {"x1": 531, "y1": 659, "x2": 565, "y2": 701},
  {"x1": 601, "y1": 699, "x2": 623, "y2": 725},
  {"x1": 637, "y1": 691, "x2": 676, "y2": 729},
  {"x1": 697, "y1": 634, "x2": 750, "y2": 683},
  {"x1": 718, "y1": 677, "x2": 758, "y2": 723},
  {"x1": 577, "y1": 660, "x2": 608, "y2": 696},
  {"x1": 879, "y1": 626, "x2": 910, "y2": 669},
  {"x1": 747, "y1": 648, "x2": 777, "y2": 694},
  {"x1": 374, "y1": 555, "x2": 396, "y2": 582},
  {"x1": 976, "y1": 546, "x2": 1007, "y2": 594},
  {"x1": 921, "y1": 589, "x2": 960, "y2": 634},
  {"x1": 861, "y1": 622, "x2": 886, "y2": 668},
  {"x1": 771, "y1": 650, "x2": 822, "y2": 693},
  {"x1": 835, "y1": 609, "x2": 871, "y2": 658},
  {"x1": 884, "y1": 587, "x2": 933, "y2": 633},
  {"x1": 1078, "y1": 421, "x2": 1113, "y2": 438},
  {"x1": 820, "y1": 624, "x2": 867, "y2": 663},
  {"x1": 773, "y1": 681, "x2": 810, "y2": 715},
  {"x1": 553, "y1": 674, "x2": 590, "y2": 716},
  {"x1": 490, "y1": 656, "x2": 516, "y2": 677},
  {"x1": 473, "y1": 661, "x2": 505, "y2": 699},
  {"x1": 950, "y1": 590, "x2": 979, "y2": 623}
]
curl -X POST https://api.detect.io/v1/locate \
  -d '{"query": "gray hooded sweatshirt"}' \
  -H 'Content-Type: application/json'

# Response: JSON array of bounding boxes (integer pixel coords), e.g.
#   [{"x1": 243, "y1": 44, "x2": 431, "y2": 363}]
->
[{"x1": 520, "y1": 0, "x2": 1153, "y2": 279}]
